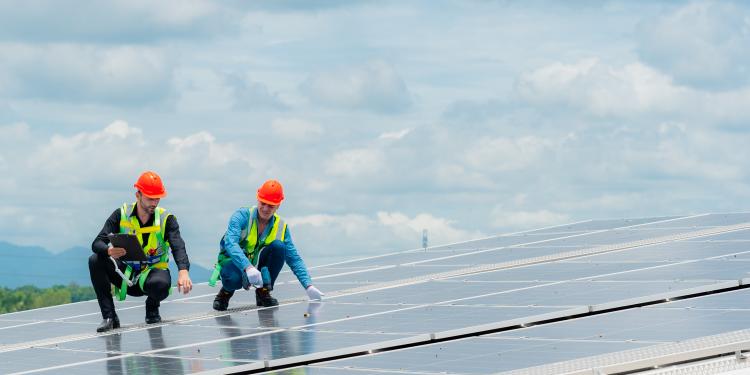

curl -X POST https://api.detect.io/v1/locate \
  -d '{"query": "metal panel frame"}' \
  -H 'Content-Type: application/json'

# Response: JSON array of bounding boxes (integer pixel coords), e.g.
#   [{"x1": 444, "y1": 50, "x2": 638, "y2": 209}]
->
[
  {"x1": 589, "y1": 280, "x2": 742, "y2": 312},
  {"x1": 496, "y1": 329, "x2": 750, "y2": 375}
]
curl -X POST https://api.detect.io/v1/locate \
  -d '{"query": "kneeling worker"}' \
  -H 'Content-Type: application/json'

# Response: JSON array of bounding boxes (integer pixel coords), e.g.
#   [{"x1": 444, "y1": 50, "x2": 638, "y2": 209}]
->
[
  {"x1": 89, "y1": 171, "x2": 193, "y2": 332},
  {"x1": 211, "y1": 179, "x2": 324, "y2": 310}
]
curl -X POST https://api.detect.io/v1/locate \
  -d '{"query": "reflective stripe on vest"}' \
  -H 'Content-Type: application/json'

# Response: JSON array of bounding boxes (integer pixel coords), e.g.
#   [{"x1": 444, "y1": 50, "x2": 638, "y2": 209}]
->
[{"x1": 119, "y1": 202, "x2": 171, "y2": 270}]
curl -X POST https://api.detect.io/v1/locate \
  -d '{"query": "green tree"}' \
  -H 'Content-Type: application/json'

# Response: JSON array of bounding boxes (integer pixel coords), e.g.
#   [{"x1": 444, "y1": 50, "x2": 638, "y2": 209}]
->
[{"x1": 0, "y1": 284, "x2": 95, "y2": 314}]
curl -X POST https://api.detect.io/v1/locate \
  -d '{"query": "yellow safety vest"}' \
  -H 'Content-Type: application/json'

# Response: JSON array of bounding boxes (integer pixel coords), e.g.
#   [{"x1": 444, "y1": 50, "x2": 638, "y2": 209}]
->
[
  {"x1": 238, "y1": 206, "x2": 287, "y2": 266},
  {"x1": 114, "y1": 202, "x2": 173, "y2": 300},
  {"x1": 119, "y1": 202, "x2": 171, "y2": 270}
]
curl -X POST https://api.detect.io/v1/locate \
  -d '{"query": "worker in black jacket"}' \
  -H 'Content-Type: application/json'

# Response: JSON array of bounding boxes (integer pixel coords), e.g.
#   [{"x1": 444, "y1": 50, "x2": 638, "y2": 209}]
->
[{"x1": 89, "y1": 171, "x2": 193, "y2": 332}]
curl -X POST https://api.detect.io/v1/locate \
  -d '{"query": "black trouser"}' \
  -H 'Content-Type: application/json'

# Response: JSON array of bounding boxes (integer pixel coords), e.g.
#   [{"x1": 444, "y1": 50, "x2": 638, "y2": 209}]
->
[{"x1": 88, "y1": 253, "x2": 171, "y2": 319}]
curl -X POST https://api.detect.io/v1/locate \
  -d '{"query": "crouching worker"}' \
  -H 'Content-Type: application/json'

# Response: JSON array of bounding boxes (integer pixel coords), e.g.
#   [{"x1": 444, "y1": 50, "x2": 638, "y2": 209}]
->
[
  {"x1": 211, "y1": 179, "x2": 324, "y2": 310},
  {"x1": 89, "y1": 171, "x2": 193, "y2": 332}
]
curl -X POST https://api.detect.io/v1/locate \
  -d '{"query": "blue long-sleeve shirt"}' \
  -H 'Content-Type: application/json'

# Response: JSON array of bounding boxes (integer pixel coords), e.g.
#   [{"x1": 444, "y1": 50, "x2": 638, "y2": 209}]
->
[{"x1": 220, "y1": 207, "x2": 312, "y2": 289}]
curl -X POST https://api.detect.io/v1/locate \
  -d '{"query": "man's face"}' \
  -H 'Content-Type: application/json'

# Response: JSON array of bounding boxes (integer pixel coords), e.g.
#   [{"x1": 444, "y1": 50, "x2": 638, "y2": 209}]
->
[
  {"x1": 257, "y1": 201, "x2": 279, "y2": 221},
  {"x1": 136, "y1": 191, "x2": 160, "y2": 214}
]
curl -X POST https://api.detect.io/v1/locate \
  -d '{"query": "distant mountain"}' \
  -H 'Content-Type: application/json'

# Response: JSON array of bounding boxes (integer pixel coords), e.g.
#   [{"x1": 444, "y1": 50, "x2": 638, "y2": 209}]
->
[{"x1": 0, "y1": 241, "x2": 212, "y2": 288}]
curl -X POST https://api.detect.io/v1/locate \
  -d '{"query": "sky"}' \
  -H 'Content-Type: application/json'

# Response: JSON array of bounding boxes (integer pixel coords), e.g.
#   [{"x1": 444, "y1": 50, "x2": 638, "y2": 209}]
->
[{"x1": 1, "y1": 0, "x2": 750, "y2": 269}]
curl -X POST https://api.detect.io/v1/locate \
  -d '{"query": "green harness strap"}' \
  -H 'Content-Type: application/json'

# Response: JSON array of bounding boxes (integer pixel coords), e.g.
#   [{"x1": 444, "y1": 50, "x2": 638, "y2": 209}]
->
[
  {"x1": 138, "y1": 267, "x2": 152, "y2": 292},
  {"x1": 115, "y1": 265, "x2": 173, "y2": 301},
  {"x1": 115, "y1": 265, "x2": 133, "y2": 301}
]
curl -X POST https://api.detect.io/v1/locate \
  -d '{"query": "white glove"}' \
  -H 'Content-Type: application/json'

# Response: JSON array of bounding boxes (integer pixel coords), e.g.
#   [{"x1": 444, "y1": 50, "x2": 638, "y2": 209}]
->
[
  {"x1": 306, "y1": 285, "x2": 324, "y2": 300},
  {"x1": 245, "y1": 267, "x2": 263, "y2": 288}
]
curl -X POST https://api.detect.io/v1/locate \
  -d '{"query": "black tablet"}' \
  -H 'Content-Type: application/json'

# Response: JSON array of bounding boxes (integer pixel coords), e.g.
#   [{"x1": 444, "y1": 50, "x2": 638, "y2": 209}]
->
[{"x1": 107, "y1": 233, "x2": 147, "y2": 261}]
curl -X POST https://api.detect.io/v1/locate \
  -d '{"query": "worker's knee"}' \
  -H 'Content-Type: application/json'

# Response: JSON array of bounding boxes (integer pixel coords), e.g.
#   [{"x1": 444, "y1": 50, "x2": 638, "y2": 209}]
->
[
  {"x1": 88, "y1": 253, "x2": 102, "y2": 270},
  {"x1": 143, "y1": 270, "x2": 171, "y2": 298},
  {"x1": 263, "y1": 240, "x2": 286, "y2": 262},
  {"x1": 268, "y1": 240, "x2": 285, "y2": 253},
  {"x1": 147, "y1": 278, "x2": 170, "y2": 293},
  {"x1": 219, "y1": 265, "x2": 243, "y2": 291},
  {"x1": 150, "y1": 288, "x2": 170, "y2": 301}
]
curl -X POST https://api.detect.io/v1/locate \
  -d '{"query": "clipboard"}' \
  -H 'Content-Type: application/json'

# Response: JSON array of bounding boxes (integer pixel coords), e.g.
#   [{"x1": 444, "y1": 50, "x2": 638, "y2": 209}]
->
[{"x1": 107, "y1": 233, "x2": 147, "y2": 262}]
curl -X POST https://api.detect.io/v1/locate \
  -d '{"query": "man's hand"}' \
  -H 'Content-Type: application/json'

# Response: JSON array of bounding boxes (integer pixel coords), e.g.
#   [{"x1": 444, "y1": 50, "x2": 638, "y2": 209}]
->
[
  {"x1": 177, "y1": 269, "x2": 192, "y2": 294},
  {"x1": 108, "y1": 247, "x2": 126, "y2": 259},
  {"x1": 245, "y1": 267, "x2": 263, "y2": 288},
  {"x1": 306, "y1": 285, "x2": 324, "y2": 300}
]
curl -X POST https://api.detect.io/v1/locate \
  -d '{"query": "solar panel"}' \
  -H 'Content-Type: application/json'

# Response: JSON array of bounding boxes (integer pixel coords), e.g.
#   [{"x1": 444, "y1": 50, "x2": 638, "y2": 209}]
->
[{"x1": 3, "y1": 213, "x2": 750, "y2": 374}]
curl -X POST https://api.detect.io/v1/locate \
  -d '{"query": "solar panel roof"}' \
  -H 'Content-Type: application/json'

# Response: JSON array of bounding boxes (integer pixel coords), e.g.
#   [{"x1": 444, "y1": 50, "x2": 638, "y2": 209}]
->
[{"x1": 3, "y1": 213, "x2": 750, "y2": 374}]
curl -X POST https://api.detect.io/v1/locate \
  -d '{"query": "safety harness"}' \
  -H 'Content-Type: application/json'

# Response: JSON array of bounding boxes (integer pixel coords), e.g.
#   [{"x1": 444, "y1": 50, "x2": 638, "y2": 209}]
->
[
  {"x1": 209, "y1": 206, "x2": 286, "y2": 287},
  {"x1": 112, "y1": 202, "x2": 172, "y2": 301}
]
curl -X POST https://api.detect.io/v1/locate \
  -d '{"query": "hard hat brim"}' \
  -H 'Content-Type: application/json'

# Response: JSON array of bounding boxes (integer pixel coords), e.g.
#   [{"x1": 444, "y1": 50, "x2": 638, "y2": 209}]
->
[
  {"x1": 140, "y1": 190, "x2": 167, "y2": 199},
  {"x1": 257, "y1": 196, "x2": 281, "y2": 206}
]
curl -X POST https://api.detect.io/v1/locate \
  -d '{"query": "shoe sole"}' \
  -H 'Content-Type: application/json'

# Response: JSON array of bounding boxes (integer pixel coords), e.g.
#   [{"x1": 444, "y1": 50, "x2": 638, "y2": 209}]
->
[{"x1": 96, "y1": 319, "x2": 120, "y2": 333}]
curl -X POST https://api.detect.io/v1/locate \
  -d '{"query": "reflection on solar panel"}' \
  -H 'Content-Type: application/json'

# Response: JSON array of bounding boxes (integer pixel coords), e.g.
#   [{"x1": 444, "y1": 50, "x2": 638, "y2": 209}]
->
[{"x1": 3, "y1": 213, "x2": 750, "y2": 374}]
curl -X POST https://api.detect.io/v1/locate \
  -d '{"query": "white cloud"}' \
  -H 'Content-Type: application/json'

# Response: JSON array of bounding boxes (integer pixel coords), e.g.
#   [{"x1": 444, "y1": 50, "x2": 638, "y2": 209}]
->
[
  {"x1": 463, "y1": 136, "x2": 554, "y2": 172},
  {"x1": 288, "y1": 213, "x2": 373, "y2": 237},
  {"x1": 26, "y1": 121, "x2": 145, "y2": 187},
  {"x1": 516, "y1": 59, "x2": 688, "y2": 117},
  {"x1": 272, "y1": 118, "x2": 323, "y2": 141},
  {"x1": 0, "y1": 0, "x2": 233, "y2": 43},
  {"x1": 0, "y1": 44, "x2": 172, "y2": 104},
  {"x1": 0, "y1": 122, "x2": 29, "y2": 142},
  {"x1": 562, "y1": 194, "x2": 643, "y2": 212},
  {"x1": 325, "y1": 148, "x2": 385, "y2": 177},
  {"x1": 165, "y1": 131, "x2": 234, "y2": 167},
  {"x1": 22, "y1": 122, "x2": 264, "y2": 193},
  {"x1": 174, "y1": 68, "x2": 287, "y2": 112},
  {"x1": 225, "y1": 72, "x2": 288, "y2": 111},
  {"x1": 637, "y1": 127, "x2": 745, "y2": 181},
  {"x1": 2, "y1": 122, "x2": 273, "y2": 256},
  {"x1": 701, "y1": 88, "x2": 750, "y2": 123},
  {"x1": 378, "y1": 128, "x2": 411, "y2": 140},
  {"x1": 636, "y1": 1, "x2": 750, "y2": 90},
  {"x1": 174, "y1": 68, "x2": 235, "y2": 112},
  {"x1": 515, "y1": 58, "x2": 750, "y2": 122},
  {"x1": 301, "y1": 60, "x2": 412, "y2": 114},
  {"x1": 376, "y1": 211, "x2": 483, "y2": 246},
  {"x1": 161, "y1": 131, "x2": 271, "y2": 194},
  {"x1": 288, "y1": 211, "x2": 483, "y2": 260},
  {"x1": 433, "y1": 163, "x2": 495, "y2": 190},
  {"x1": 491, "y1": 208, "x2": 570, "y2": 229},
  {"x1": 114, "y1": 0, "x2": 219, "y2": 26}
]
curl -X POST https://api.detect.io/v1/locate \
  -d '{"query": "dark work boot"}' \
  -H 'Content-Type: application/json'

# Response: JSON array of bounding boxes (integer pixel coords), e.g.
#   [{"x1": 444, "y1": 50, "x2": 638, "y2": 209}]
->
[
  {"x1": 145, "y1": 299, "x2": 162, "y2": 324},
  {"x1": 255, "y1": 287, "x2": 278, "y2": 307},
  {"x1": 213, "y1": 288, "x2": 234, "y2": 311},
  {"x1": 96, "y1": 314, "x2": 120, "y2": 333}
]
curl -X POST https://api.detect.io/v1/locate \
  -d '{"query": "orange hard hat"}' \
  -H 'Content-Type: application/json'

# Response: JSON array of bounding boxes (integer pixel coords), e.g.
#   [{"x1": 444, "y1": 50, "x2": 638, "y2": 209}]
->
[
  {"x1": 257, "y1": 179, "x2": 284, "y2": 205},
  {"x1": 134, "y1": 171, "x2": 167, "y2": 198}
]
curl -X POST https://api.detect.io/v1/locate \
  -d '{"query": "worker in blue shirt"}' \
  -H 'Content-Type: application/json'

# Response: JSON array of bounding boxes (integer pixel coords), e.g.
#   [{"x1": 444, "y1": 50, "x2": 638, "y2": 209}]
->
[{"x1": 211, "y1": 179, "x2": 324, "y2": 309}]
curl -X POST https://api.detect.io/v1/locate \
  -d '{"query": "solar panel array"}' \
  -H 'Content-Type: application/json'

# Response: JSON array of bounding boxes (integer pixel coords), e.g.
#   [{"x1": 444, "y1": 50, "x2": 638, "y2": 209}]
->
[{"x1": 2, "y1": 213, "x2": 750, "y2": 374}]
